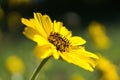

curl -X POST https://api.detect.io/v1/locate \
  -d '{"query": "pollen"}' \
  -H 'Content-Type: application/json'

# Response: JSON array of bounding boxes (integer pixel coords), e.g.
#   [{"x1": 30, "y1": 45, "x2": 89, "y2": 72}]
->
[{"x1": 48, "y1": 32, "x2": 71, "y2": 52}]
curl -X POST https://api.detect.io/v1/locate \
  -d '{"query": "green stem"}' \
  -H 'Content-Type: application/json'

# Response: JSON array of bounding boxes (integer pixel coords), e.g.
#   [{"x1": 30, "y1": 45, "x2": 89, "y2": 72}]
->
[{"x1": 30, "y1": 57, "x2": 50, "y2": 80}]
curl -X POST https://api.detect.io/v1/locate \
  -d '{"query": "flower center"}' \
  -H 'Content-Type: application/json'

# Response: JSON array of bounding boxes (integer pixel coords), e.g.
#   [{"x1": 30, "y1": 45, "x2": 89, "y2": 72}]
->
[{"x1": 48, "y1": 32, "x2": 71, "y2": 52}]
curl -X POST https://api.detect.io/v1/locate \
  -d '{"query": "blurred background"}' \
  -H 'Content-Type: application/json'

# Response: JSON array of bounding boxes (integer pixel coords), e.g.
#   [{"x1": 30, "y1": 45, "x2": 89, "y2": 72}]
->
[{"x1": 0, "y1": 0, "x2": 120, "y2": 80}]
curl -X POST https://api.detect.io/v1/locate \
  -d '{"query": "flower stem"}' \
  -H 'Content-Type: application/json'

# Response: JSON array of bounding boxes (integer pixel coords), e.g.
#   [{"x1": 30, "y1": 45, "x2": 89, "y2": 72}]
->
[{"x1": 30, "y1": 57, "x2": 50, "y2": 80}]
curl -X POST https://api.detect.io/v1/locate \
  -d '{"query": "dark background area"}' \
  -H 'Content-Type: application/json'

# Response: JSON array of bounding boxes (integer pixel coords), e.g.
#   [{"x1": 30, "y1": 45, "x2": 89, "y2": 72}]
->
[
  {"x1": 1, "y1": 0, "x2": 120, "y2": 30},
  {"x1": 0, "y1": 0, "x2": 120, "y2": 42}
]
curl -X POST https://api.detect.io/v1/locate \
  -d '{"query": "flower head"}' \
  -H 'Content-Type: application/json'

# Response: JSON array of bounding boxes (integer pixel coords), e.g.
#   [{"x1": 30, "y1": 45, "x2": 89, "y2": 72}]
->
[
  {"x1": 88, "y1": 21, "x2": 110, "y2": 50},
  {"x1": 97, "y1": 55, "x2": 119, "y2": 80},
  {"x1": 21, "y1": 12, "x2": 99, "y2": 72},
  {"x1": 6, "y1": 55, "x2": 25, "y2": 74}
]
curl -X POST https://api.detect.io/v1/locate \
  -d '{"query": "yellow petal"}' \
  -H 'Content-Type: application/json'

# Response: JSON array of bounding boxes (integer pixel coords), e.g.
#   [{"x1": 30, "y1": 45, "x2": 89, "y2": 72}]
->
[
  {"x1": 83, "y1": 51, "x2": 99, "y2": 59},
  {"x1": 70, "y1": 36, "x2": 86, "y2": 46},
  {"x1": 59, "y1": 52, "x2": 72, "y2": 63},
  {"x1": 42, "y1": 15, "x2": 53, "y2": 35},
  {"x1": 60, "y1": 52, "x2": 94, "y2": 72},
  {"x1": 53, "y1": 21, "x2": 62, "y2": 33},
  {"x1": 34, "y1": 13, "x2": 48, "y2": 38},
  {"x1": 21, "y1": 18, "x2": 40, "y2": 32},
  {"x1": 59, "y1": 26, "x2": 70, "y2": 37},
  {"x1": 69, "y1": 52, "x2": 95, "y2": 71},
  {"x1": 52, "y1": 50, "x2": 60, "y2": 60},
  {"x1": 21, "y1": 18, "x2": 34, "y2": 28},
  {"x1": 79, "y1": 47, "x2": 99, "y2": 59},
  {"x1": 34, "y1": 45, "x2": 52, "y2": 59},
  {"x1": 21, "y1": 17, "x2": 47, "y2": 38},
  {"x1": 70, "y1": 49, "x2": 97, "y2": 67},
  {"x1": 33, "y1": 35, "x2": 50, "y2": 46},
  {"x1": 65, "y1": 31, "x2": 72, "y2": 39},
  {"x1": 23, "y1": 27, "x2": 39, "y2": 41},
  {"x1": 78, "y1": 55, "x2": 97, "y2": 68},
  {"x1": 23, "y1": 27, "x2": 49, "y2": 46}
]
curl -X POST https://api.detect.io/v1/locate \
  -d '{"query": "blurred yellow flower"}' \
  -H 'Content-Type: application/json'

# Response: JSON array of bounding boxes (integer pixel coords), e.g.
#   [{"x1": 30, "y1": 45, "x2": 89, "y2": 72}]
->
[
  {"x1": 8, "y1": 0, "x2": 30, "y2": 7},
  {"x1": 7, "y1": 12, "x2": 21, "y2": 33},
  {"x1": 70, "y1": 73, "x2": 85, "y2": 80},
  {"x1": 88, "y1": 21, "x2": 110, "y2": 50},
  {"x1": 0, "y1": 7, "x2": 4, "y2": 20},
  {"x1": 21, "y1": 12, "x2": 99, "y2": 72},
  {"x1": 97, "y1": 56, "x2": 119, "y2": 80},
  {"x1": 6, "y1": 55, "x2": 25, "y2": 74}
]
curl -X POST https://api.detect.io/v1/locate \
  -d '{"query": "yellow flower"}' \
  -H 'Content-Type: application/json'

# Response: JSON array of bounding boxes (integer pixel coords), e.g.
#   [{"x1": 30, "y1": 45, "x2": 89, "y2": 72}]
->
[
  {"x1": 6, "y1": 55, "x2": 25, "y2": 74},
  {"x1": 0, "y1": 7, "x2": 4, "y2": 20},
  {"x1": 8, "y1": 0, "x2": 30, "y2": 7},
  {"x1": 70, "y1": 73, "x2": 85, "y2": 80},
  {"x1": 97, "y1": 56, "x2": 119, "y2": 80},
  {"x1": 88, "y1": 21, "x2": 110, "y2": 50},
  {"x1": 21, "y1": 12, "x2": 99, "y2": 72}
]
